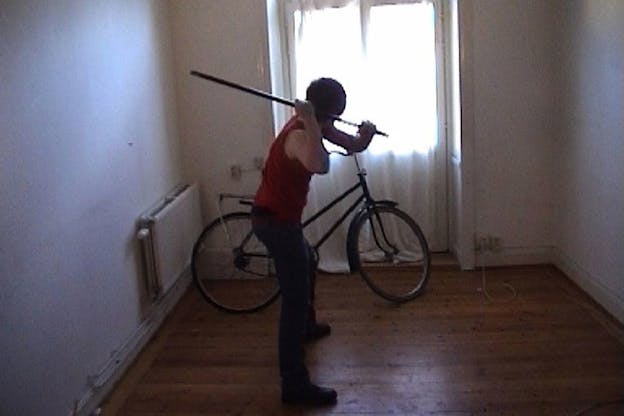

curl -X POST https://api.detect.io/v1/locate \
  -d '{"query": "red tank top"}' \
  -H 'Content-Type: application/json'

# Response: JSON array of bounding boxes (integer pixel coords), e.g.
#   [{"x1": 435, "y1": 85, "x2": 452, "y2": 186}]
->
[{"x1": 254, "y1": 116, "x2": 312, "y2": 223}]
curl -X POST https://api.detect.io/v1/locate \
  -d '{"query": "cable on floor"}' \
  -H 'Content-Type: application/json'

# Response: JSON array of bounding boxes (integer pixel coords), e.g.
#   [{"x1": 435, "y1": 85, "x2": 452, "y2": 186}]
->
[{"x1": 477, "y1": 252, "x2": 517, "y2": 303}]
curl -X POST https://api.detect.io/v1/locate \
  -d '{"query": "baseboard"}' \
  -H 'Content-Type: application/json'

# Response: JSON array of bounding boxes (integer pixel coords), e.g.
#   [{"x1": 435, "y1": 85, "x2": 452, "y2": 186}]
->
[
  {"x1": 476, "y1": 245, "x2": 553, "y2": 268},
  {"x1": 448, "y1": 241, "x2": 622, "y2": 325},
  {"x1": 553, "y1": 249, "x2": 624, "y2": 325},
  {"x1": 73, "y1": 269, "x2": 192, "y2": 416}
]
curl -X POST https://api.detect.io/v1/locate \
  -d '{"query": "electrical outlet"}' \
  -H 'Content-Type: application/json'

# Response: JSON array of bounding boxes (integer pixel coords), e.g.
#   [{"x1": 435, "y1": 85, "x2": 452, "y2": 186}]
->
[
  {"x1": 491, "y1": 237, "x2": 503, "y2": 252},
  {"x1": 475, "y1": 234, "x2": 503, "y2": 253},
  {"x1": 475, "y1": 237, "x2": 482, "y2": 251},
  {"x1": 253, "y1": 157, "x2": 264, "y2": 170},
  {"x1": 475, "y1": 235, "x2": 488, "y2": 252},
  {"x1": 230, "y1": 165, "x2": 242, "y2": 180}
]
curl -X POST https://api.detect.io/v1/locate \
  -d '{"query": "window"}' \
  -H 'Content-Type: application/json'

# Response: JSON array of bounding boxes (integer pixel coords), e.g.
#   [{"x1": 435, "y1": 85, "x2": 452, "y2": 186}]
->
[
  {"x1": 274, "y1": 0, "x2": 439, "y2": 155},
  {"x1": 266, "y1": 0, "x2": 453, "y2": 256}
]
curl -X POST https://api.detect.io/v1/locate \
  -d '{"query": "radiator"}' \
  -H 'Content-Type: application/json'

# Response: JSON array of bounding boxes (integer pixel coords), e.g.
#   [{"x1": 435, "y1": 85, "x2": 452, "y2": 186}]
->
[{"x1": 137, "y1": 183, "x2": 202, "y2": 300}]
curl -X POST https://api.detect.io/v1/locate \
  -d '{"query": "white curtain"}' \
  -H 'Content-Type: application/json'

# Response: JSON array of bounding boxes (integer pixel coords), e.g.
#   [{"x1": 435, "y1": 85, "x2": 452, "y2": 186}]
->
[{"x1": 275, "y1": 0, "x2": 442, "y2": 272}]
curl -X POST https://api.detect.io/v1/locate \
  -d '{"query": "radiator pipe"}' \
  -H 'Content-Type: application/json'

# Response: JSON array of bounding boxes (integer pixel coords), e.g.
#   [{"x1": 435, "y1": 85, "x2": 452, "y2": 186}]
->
[{"x1": 190, "y1": 70, "x2": 388, "y2": 137}]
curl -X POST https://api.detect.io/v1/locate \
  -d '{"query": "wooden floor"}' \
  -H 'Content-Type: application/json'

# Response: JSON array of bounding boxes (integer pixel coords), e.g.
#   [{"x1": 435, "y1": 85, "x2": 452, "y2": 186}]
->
[{"x1": 101, "y1": 264, "x2": 624, "y2": 415}]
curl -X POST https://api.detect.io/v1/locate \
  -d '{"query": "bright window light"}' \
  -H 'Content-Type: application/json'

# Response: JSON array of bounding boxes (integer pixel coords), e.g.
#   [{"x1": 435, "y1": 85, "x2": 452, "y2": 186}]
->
[{"x1": 291, "y1": 1, "x2": 438, "y2": 156}]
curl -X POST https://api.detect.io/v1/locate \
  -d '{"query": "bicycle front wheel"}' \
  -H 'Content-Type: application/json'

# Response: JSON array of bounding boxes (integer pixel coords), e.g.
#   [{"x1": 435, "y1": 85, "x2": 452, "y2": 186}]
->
[
  {"x1": 351, "y1": 205, "x2": 430, "y2": 303},
  {"x1": 191, "y1": 212, "x2": 279, "y2": 313}
]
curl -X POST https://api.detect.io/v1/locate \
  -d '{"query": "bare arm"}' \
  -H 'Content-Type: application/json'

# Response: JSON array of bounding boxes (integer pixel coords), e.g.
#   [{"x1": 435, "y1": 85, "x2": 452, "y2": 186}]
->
[
  {"x1": 322, "y1": 120, "x2": 377, "y2": 154},
  {"x1": 284, "y1": 100, "x2": 330, "y2": 174}
]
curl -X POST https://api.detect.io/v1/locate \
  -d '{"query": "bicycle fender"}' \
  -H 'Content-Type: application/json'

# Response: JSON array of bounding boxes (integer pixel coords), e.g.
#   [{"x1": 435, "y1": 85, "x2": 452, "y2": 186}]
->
[{"x1": 346, "y1": 200, "x2": 398, "y2": 271}]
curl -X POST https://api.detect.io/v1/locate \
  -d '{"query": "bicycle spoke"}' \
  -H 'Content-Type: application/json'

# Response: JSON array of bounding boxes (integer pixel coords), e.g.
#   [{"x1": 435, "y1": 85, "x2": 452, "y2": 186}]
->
[
  {"x1": 192, "y1": 213, "x2": 279, "y2": 313},
  {"x1": 354, "y1": 206, "x2": 430, "y2": 302}
]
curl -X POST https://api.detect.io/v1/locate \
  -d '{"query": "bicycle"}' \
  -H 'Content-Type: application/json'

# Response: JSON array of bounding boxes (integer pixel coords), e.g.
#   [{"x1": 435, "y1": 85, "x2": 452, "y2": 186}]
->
[{"x1": 191, "y1": 154, "x2": 431, "y2": 313}]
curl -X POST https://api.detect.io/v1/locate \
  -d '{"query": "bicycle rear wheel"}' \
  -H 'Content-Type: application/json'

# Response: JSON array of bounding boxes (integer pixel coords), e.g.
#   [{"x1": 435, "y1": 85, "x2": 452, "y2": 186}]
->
[
  {"x1": 191, "y1": 212, "x2": 279, "y2": 313},
  {"x1": 351, "y1": 205, "x2": 430, "y2": 303}
]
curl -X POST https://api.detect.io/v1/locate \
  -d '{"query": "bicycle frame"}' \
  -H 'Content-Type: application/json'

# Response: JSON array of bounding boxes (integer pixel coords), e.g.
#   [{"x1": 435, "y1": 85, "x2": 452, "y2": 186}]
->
[
  {"x1": 301, "y1": 161, "x2": 369, "y2": 252},
  {"x1": 194, "y1": 154, "x2": 431, "y2": 312},
  {"x1": 218, "y1": 156, "x2": 365, "y2": 238},
  {"x1": 302, "y1": 155, "x2": 403, "y2": 267},
  {"x1": 219, "y1": 154, "x2": 398, "y2": 266}
]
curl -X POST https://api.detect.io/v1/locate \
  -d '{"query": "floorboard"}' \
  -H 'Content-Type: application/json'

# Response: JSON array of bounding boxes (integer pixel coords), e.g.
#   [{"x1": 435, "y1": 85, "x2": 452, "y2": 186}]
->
[{"x1": 100, "y1": 264, "x2": 624, "y2": 415}]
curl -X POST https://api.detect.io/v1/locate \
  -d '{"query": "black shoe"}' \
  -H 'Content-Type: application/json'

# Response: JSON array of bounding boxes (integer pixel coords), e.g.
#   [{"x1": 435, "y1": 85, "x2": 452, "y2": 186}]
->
[
  {"x1": 282, "y1": 383, "x2": 337, "y2": 406},
  {"x1": 305, "y1": 322, "x2": 331, "y2": 342}
]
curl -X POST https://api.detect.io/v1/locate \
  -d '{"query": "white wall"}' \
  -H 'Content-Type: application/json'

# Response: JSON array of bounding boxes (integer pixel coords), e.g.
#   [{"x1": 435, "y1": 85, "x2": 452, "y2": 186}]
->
[
  {"x1": 456, "y1": 0, "x2": 623, "y2": 322},
  {"x1": 0, "y1": 1, "x2": 183, "y2": 414},
  {"x1": 466, "y1": 0, "x2": 558, "y2": 266},
  {"x1": 454, "y1": 1, "x2": 560, "y2": 270},
  {"x1": 169, "y1": 0, "x2": 273, "y2": 222},
  {"x1": 554, "y1": 0, "x2": 624, "y2": 322}
]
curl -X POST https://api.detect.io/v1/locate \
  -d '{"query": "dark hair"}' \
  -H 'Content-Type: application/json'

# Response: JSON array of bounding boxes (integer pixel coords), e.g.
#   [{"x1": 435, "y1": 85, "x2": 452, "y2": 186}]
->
[{"x1": 305, "y1": 78, "x2": 346, "y2": 122}]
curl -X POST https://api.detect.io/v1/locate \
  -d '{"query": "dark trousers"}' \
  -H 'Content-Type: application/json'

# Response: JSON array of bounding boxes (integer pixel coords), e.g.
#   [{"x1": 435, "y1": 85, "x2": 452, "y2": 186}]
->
[{"x1": 253, "y1": 220, "x2": 316, "y2": 385}]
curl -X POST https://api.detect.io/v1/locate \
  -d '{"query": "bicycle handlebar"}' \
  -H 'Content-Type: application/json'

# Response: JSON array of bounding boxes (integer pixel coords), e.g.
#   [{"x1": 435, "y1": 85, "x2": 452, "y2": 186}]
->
[{"x1": 190, "y1": 70, "x2": 388, "y2": 137}]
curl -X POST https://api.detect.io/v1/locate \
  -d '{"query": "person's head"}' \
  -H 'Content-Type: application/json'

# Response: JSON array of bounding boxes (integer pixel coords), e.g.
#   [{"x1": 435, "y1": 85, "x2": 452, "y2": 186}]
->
[{"x1": 305, "y1": 78, "x2": 346, "y2": 123}]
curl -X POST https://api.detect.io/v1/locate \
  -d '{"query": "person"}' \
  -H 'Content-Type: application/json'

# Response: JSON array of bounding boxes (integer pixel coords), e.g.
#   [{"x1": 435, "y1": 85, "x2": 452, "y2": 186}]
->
[{"x1": 251, "y1": 77, "x2": 377, "y2": 406}]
